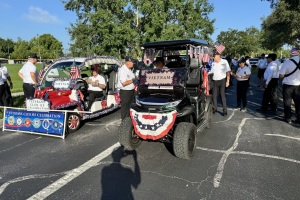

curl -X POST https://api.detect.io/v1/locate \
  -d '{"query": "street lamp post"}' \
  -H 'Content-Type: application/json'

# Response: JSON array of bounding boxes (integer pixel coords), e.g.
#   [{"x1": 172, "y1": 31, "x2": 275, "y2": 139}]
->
[{"x1": 37, "y1": 34, "x2": 41, "y2": 62}]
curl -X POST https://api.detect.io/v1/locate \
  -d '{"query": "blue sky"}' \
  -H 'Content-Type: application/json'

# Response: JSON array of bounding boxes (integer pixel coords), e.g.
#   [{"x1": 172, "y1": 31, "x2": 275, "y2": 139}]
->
[{"x1": 0, "y1": 0, "x2": 272, "y2": 52}]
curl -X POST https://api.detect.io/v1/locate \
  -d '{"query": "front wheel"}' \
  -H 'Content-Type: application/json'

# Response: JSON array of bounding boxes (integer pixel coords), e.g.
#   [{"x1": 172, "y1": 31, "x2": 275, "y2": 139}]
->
[
  {"x1": 66, "y1": 112, "x2": 81, "y2": 133},
  {"x1": 173, "y1": 122, "x2": 196, "y2": 160},
  {"x1": 118, "y1": 117, "x2": 142, "y2": 150}
]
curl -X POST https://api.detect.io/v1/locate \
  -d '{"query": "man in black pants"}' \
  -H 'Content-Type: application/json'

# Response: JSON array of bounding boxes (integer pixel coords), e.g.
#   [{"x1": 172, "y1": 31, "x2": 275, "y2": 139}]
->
[
  {"x1": 18, "y1": 53, "x2": 38, "y2": 99},
  {"x1": 279, "y1": 48, "x2": 300, "y2": 124},
  {"x1": 257, "y1": 54, "x2": 279, "y2": 112},
  {"x1": 211, "y1": 51, "x2": 231, "y2": 116},
  {"x1": 118, "y1": 56, "x2": 136, "y2": 120}
]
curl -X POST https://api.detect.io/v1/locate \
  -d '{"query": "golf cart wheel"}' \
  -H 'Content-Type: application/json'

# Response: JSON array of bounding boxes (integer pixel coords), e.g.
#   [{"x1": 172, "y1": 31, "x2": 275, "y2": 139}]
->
[
  {"x1": 173, "y1": 122, "x2": 196, "y2": 160},
  {"x1": 118, "y1": 117, "x2": 141, "y2": 150},
  {"x1": 67, "y1": 113, "x2": 81, "y2": 133},
  {"x1": 206, "y1": 103, "x2": 213, "y2": 129}
]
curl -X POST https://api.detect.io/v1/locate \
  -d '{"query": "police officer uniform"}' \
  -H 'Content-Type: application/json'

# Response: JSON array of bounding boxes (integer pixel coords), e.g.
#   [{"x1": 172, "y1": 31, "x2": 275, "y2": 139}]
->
[
  {"x1": 118, "y1": 56, "x2": 135, "y2": 120},
  {"x1": 279, "y1": 48, "x2": 300, "y2": 124}
]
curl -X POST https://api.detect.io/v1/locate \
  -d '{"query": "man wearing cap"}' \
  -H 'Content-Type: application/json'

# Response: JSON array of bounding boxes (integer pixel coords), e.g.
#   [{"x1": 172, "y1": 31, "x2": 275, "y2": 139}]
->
[
  {"x1": 257, "y1": 54, "x2": 268, "y2": 88},
  {"x1": 211, "y1": 50, "x2": 231, "y2": 116},
  {"x1": 118, "y1": 56, "x2": 136, "y2": 120},
  {"x1": 279, "y1": 48, "x2": 300, "y2": 124},
  {"x1": 257, "y1": 53, "x2": 279, "y2": 112},
  {"x1": 18, "y1": 53, "x2": 38, "y2": 99}
]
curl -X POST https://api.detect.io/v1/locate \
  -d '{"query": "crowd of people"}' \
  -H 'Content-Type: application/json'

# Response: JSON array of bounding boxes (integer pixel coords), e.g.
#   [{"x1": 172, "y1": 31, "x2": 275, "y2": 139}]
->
[
  {"x1": 218, "y1": 48, "x2": 300, "y2": 125},
  {"x1": 0, "y1": 46, "x2": 299, "y2": 125}
]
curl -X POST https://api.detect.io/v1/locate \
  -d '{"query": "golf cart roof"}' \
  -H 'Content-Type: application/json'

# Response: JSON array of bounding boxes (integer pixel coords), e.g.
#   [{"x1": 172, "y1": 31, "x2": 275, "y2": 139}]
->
[{"x1": 142, "y1": 38, "x2": 210, "y2": 50}]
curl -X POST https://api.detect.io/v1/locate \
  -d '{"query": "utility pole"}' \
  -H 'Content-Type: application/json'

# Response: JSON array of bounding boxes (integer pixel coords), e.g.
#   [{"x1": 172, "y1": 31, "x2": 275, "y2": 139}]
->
[{"x1": 37, "y1": 34, "x2": 41, "y2": 62}]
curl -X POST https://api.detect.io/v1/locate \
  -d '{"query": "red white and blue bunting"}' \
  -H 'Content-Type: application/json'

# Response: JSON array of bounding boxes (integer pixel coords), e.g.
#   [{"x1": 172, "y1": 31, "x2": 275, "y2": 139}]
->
[{"x1": 130, "y1": 109, "x2": 177, "y2": 140}]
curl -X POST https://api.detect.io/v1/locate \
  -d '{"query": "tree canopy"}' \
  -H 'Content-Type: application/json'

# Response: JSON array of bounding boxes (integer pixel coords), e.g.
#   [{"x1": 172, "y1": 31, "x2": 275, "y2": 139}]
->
[
  {"x1": 261, "y1": 0, "x2": 300, "y2": 49},
  {"x1": 63, "y1": 0, "x2": 215, "y2": 58}
]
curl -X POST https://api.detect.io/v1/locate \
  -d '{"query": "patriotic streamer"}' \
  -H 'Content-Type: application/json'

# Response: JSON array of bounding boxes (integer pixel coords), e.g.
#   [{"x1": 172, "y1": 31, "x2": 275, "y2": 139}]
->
[{"x1": 214, "y1": 44, "x2": 225, "y2": 55}]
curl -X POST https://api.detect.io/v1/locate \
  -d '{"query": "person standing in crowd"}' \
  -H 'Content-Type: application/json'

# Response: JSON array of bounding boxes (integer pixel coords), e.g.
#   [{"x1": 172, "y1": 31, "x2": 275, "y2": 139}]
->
[
  {"x1": 86, "y1": 66, "x2": 106, "y2": 111},
  {"x1": 0, "y1": 63, "x2": 13, "y2": 106},
  {"x1": 18, "y1": 53, "x2": 38, "y2": 99},
  {"x1": 210, "y1": 49, "x2": 231, "y2": 116},
  {"x1": 257, "y1": 53, "x2": 267, "y2": 88},
  {"x1": 279, "y1": 48, "x2": 300, "y2": 124},
  {"x1": 256, "y1": 53, "x2": 279, "y2": 112},
  {"x1": 231, "y1": 58, "x2": 251, "y2": 112},
  {"x1": 245, "y1": 56, "x2": 252, "y2": 71},
  {"x1": 118, "y1": 56, "x2": 136, "y2": 120}
]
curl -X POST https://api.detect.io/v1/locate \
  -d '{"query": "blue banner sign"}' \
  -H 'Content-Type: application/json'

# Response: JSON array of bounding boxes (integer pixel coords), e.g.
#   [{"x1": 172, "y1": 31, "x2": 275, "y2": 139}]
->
[{"x1": 4, "y1": 108, "x2": 65, "y2": 136}]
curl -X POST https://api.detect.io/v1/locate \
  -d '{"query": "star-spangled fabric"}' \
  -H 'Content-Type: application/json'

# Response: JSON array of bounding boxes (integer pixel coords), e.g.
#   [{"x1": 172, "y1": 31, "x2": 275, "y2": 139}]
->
[{"x1": 130, "y1": 109, "x2": 177, "y2": 140}]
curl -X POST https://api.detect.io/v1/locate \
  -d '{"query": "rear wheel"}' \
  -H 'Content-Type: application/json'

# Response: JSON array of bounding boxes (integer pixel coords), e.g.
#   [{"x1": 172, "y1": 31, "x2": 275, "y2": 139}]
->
[
  {"x1": 66, "y1": 113, "x2": 81, "y2": 133},
  {"x1": 173, "y1": 122, "x2": 196, "y2": 160},
  {"x1": 119, "y1": 117, "x2": 142, "y2": 150}
]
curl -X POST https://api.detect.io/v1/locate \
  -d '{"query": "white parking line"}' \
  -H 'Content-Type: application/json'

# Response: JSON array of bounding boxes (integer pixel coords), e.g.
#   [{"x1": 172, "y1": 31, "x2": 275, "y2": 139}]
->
[
  {"x1": 264, "y1": 134, "x2": 300, "y2": 141},
  {"x1": 27, "y1": 142, "x2": 121, "y2": 200},
  {"x1": 212, "y1": 117, "x2": 265, "y2": 188}
]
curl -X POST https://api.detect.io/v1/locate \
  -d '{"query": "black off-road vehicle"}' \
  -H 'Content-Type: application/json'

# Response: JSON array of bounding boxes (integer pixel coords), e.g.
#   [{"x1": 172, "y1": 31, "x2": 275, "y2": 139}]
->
[{"x1": 118, "y1": 39, "x2": 213, "y2": 159}]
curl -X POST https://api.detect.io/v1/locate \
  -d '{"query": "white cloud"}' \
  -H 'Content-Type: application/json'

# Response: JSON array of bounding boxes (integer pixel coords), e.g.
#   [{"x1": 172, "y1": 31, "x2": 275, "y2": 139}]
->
[
  {"x1": 24, "y1": 6, "x2": 61, "y2": 24},
  {"x1": 0, "y1": 2, "x2": 11, "y2": 9}
]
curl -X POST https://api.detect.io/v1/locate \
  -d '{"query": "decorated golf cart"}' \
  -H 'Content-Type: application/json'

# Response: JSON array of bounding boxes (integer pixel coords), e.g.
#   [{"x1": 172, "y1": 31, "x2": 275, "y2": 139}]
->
[
  {"x1": 119, "y1": 39, "x2": 214, "y2": 159},
  {"x1": 33, "y1": 56, "x2": 122, "y2": 133}
]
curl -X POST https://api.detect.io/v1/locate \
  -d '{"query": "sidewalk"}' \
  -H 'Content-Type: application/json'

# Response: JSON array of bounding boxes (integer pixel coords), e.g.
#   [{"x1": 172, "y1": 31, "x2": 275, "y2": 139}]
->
[{"x1": 12, "y1": 92, "x2": 24, "y2": 97}]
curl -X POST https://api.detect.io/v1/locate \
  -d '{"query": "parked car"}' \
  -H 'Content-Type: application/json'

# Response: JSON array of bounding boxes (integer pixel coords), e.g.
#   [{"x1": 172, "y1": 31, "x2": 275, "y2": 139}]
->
[
  {"x1": 118, "y1": 38, "x2": 214, "y2": 159},
  {"x1": 249, "y1": 58, "x2": 259, "y2": 67},
  {"x1": 33, "y1": 56, "x2": 122, "y2": 133}
]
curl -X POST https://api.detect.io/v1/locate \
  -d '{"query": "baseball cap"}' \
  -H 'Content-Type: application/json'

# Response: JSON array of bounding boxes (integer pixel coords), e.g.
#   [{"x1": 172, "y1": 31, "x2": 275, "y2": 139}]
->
[
  {"x1": 28, "y1": 53, "x2": 38, "y2": 59},
  {"x1": 238, "y1": 58, "x2": 246, "y2": 63},
  {"x1": 290, "y1": 48, "x2": 299, "y2": 56},
  {"x1": 125, "y1": 56, "x2": 134, "y2": 62}
]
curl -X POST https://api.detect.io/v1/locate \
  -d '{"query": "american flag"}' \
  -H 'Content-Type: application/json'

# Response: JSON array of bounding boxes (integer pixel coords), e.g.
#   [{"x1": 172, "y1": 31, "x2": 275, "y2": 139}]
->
[
  {"x1": 189, "y1": 46, "x2": 193, "y2": 59},
  {"x1": 70, "y1": 60, "x2": 80, "y2": 79},
  {"x1": 202, "y1": 47, "x2": 210, "y2": 63},
  {"x1": 214, "y1": 44, "x2": 225, "y2": 55},
  {"x1": 37, "y1": 69, "x2": 44, "y2": 83}
]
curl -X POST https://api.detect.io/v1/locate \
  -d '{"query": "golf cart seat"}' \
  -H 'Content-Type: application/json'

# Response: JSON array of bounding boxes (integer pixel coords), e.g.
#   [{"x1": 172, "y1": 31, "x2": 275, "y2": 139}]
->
[{"x1": 186, "y1": 58, "x2": 203, "y2": 96}]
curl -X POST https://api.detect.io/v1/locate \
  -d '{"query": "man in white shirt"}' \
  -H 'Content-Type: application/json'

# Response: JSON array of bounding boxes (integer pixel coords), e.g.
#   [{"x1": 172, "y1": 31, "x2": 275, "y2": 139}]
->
[
  {"x1": 279, "y1": 48, "x2": 300, "y2": 124},
  {"x1": 211, "y1": 52, "x2": 231, "y2": 116},
  {"x1": 18, "y1": 53, "x2": 38, "y2": 99},
  {"x1": 118, "y1": 56, "x2": 136, "y2": 120},
  {"x1": 257, "y1": 54, "x2": 279, "y2": 112},
  {"x1": 0, "y1": 64, "x2": 13, "y2": 106},
  {"x1": 257, "y1": 53, "x2": 267, "y2": 88},
  {"x1": 86, "y1": 66, "x2": 106, "y2": 111}
]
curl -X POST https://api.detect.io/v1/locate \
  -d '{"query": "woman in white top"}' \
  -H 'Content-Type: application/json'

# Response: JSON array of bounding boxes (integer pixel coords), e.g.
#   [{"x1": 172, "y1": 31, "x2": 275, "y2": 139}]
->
[
  {"x1": 86, "y1": 66, "x2": 106, "y2": 110},
  {"x1": 231, "y1": 58, "x2": 251, "y2": 112}
]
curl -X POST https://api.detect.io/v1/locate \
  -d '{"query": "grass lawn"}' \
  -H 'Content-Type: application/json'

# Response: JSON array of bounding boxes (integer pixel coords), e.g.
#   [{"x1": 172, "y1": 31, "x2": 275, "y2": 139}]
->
[{"x1": 4, "y1": 63, "x2": 42, "y2": 93}]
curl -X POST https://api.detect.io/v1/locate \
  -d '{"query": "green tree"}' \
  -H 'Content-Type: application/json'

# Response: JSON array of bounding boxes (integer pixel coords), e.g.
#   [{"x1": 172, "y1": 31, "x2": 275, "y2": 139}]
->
[
  {"x1": 0, "y1": 38, "x2": 14, "y2": 59},
  {"x1": 10, "y1": 38, "x2": 30, "y2": 59},
  {"x1": 29, "y1": 34, "x2": 63, "y2": 60},
  {"x1": 63, "y1": 0, "x2": 215, "y2": 59},
  {"x1": 261, "y1": 0, "x2": 300, "y2": 49},
  {"x1": 216, "y1": 27, "x2": 261, "y2": 57}
]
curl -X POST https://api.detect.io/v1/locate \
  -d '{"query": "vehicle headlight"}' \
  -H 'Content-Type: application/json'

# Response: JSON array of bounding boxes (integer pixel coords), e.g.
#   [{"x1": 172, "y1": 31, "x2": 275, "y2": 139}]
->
[{"x1": 162, "y1": 100, "x2": 182, "y2": 110}]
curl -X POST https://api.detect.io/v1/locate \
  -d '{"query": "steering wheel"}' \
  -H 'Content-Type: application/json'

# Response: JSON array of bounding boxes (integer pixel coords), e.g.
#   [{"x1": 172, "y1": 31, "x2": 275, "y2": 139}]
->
[{"x1": 76, "y1": 78, "x2": 88, "y2": 92}]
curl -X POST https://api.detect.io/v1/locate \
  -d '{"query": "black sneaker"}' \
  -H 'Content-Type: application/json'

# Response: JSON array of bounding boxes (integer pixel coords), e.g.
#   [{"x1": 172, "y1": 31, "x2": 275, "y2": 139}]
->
[
  {"x1": 223, "y1": 111, "x2": 228, "y2": 116},
  {"x1": 292, "y1": 119, "x2": 300, "y2": 124}
]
